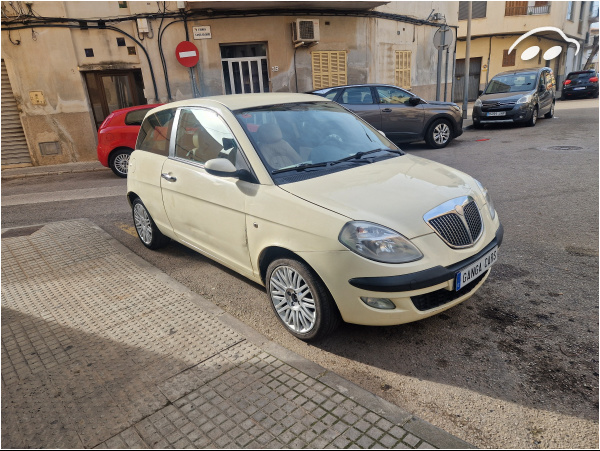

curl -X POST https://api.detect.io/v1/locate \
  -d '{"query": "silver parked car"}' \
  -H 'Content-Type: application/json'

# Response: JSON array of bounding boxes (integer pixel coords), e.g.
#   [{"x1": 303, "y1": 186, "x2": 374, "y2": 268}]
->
[{"x1": 311, "y1": 84, "x2": 463, "y2": 148}]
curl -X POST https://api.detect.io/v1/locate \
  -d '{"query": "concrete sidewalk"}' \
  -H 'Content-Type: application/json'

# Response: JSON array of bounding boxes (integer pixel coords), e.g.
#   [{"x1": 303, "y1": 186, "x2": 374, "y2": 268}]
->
[
  {"x1": 1, "y1": 160, "x2": 110, "y2": 180},
  {"x1": 1, "y1": 220, "x2": 472, "y2": 449}
]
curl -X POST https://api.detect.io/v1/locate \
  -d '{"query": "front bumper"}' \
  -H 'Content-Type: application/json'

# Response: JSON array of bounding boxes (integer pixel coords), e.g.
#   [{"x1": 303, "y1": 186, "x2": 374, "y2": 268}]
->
[
  {"x1": 473, "y1": 103, "x2": 534, "y2": 124},
  {"x1": 298, "y1": 220, "x2": 503, "y2": 326}
]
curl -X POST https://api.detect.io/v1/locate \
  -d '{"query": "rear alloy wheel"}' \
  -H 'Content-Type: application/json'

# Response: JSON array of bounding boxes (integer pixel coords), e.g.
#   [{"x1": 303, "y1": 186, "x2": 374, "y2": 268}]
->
[
  {"x1": 526, "y1": 106, "x2": 538, "y2": 127},
  {"x1": 266, "y1": 258, "x2": 341, "y2": 341},
  {"x1": 544, "y1": 101, "x2": 555, "y2": 119},
  {"x1": 109, "y1": 148, "x2": 132, "y2": 178},
  {"x1": 132, "y1": 198, "x2": 170, "y2": 250},
  {"x1": 426, "y1": 119, "x2": 452, "y2": 148}
]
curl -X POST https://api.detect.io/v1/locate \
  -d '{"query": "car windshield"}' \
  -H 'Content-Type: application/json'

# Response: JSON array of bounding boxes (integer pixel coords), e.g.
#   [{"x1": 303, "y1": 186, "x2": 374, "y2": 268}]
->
[
  {"x1": 484, "y1": 72, "x2": 537, "y2": 94},
  {"x1": 235, "y1": 101, "x2": 400, "y2": 175}
]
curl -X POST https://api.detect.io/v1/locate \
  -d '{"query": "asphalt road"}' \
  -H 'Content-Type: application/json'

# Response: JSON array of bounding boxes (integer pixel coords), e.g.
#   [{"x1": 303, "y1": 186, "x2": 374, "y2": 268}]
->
[{"x1": 2, "y1": 97, "x2": 598, "y2": 448}]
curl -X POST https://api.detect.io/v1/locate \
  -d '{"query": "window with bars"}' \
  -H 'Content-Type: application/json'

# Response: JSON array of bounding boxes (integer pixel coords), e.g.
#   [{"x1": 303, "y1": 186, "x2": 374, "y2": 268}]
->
[
  {"x1": 395, "y1": 50, "x2": 412, "y2": 90},
  {"x1": 502, "y1": 49, "x2": 516, "y2": 67},
  {"x1": 311, "y1": 51, "x2": 347, "y2": 90}
]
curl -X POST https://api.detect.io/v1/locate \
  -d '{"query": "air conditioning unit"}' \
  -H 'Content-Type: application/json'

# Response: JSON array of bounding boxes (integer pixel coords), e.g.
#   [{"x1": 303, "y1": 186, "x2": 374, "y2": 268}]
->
[{"x1": 292, "y1": 19, "x2": 320, "y2": 43}]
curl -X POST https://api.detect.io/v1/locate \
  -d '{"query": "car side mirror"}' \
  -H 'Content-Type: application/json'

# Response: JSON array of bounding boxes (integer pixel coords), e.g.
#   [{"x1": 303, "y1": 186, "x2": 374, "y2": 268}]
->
[
  {"x1": 478, "y1": 90, "x2": 483, "y2": 96},
  {"x1": 408, "y1": 96, "x2": 421, "y2": 106},
  {"x1": 377, "y1": 130, "x2": 386, "y2": 137},
  {"x1": 205, "y1": 158, "x2": 239, "y2": 177},
  {"x1": 205, "y1": 158, "x2": 256, "y2": 183}
]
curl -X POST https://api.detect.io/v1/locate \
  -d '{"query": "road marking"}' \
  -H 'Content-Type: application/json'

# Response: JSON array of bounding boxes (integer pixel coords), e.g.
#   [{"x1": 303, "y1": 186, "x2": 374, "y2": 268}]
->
[
  {"x1": 1, "y1": 186, "x2": 125, "y2": 206},
  {"x1": 116, "y1": 222, "x2": 138, "y2": 238}
]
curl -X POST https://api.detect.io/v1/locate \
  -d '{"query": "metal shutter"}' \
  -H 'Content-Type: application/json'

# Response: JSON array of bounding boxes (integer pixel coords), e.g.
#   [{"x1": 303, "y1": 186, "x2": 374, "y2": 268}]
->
[
  {"x1": 459, "y1": 1, "x2": 488, "y2": 20},
  {"x1": 1, "y1": 60, "x2": 31, "y2": 167},
  {"x1": 311, "y1": 51, "x2": 347, "y2": 90}
]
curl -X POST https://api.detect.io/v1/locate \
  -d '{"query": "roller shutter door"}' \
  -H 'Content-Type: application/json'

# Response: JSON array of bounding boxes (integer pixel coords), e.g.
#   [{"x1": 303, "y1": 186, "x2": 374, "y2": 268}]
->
[{"x1": 2, "y1": 59, "x2": 31, "y2": 167}]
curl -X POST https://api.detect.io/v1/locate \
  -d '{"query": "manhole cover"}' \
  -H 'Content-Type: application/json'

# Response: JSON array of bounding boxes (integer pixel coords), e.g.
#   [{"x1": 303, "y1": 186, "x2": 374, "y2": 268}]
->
[{"x1": 547, "y1": 145, "x2": 584, "y2": 151}]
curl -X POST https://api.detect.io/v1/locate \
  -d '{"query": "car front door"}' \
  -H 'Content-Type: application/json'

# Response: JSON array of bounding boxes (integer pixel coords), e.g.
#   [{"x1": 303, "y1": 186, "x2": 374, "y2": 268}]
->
[
  {"x1": 160, "y1": 107, "x2": 254, "y2": 277},
  {"x1": 375, "y1": 86, "x2": 425, "y2": 141},
  {"x1": 538, "y1": 71, "x2": 551, "y2": 114},
  {"x1": 335, "y1": 86, "x2": 382, "y2": 129}
]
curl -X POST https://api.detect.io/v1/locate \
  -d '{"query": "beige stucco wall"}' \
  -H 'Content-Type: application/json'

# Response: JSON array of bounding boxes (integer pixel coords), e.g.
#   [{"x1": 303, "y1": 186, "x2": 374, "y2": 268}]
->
[{"x1": 1, "y1": 0, "x2": 461, "y2": 167}]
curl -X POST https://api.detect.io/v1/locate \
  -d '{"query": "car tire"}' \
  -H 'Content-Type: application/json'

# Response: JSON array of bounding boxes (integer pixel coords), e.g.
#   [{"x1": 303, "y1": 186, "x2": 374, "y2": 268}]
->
[
  {"x1": 425, "y1": 119, "x2": 452, "y2": 148},
  {"x1": 560, "y1": 93, "x2": 566, "y2": 100},
  {"x1": 132, "y1": 198, "x2": 170, "y2": 250},
  {"x1": 593, "y1": 91, "x2": 599, "y2": 99},
  {"x1": 526, "y1": 106, "x2": 538, "y2": 127},
  {"x1": 544, "y1": 101, "x2": 555, "y2": 119},
  {"x1": 109, "y1": 148, "x2": 132, "y2": 178},
  {"x1": 266, "y1": 258, "x2": 341, "y2": 341}
]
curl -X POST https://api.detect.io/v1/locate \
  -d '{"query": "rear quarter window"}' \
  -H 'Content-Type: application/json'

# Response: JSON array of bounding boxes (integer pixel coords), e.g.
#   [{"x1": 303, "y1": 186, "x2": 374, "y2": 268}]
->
[
  {"x1": 125, "y1": 108, "x2": 152, "y2": 126},
  {"x1": 136, "y1": 109, "x2": 176, "y2": 156}
]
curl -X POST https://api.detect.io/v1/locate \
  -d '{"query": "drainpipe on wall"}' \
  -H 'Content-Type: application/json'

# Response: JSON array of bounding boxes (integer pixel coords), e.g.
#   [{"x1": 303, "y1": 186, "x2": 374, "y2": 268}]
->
[
  {"x1": 486, "y1": 36, "x2": 492, "y2": 86},
  {"x1": 462, "y1": 1, "x2": 472, "y2": 119}
]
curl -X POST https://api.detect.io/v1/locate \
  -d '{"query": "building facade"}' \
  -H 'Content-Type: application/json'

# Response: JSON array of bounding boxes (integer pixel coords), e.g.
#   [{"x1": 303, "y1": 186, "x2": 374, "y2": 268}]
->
[
  {"x1": 1, "y1": 1, "x2": 458, "y2": 168},
  {"x1": 455, "y1": 1, "x2": 598, "y2": 101}
]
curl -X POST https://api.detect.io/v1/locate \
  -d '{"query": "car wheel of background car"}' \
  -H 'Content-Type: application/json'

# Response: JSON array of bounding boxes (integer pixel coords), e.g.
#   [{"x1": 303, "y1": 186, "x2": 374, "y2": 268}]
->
[
  {"x1": 560, "y1": 93, "x2": 567, "y2": 100},
  {"x1": 593, "y1": 91, "x2": 599, "y2": 98},
  {"x1": 109, "y1": 148, "x2": 132, "y2": 178},
  {"x1": 426, "y1": 119, "x2": 452, "y2": 148},
  {"x1": 132, "y1": 198, "x2": 170, "y2": 250},
  {"x1": 266, "y1": 258, "x2": 341, "y2": 341},
  {"x1": 544, "y1": 102, "x2": 555, "y2": 119},
  {"x1": 527, "y1": 106, "x2": 538, "y2": 127}
]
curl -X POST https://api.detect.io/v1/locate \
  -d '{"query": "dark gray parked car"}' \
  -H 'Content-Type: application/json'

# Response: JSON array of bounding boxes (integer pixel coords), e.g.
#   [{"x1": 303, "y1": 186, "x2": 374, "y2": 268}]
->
[
  {"x1": 472, "y1": 67, "x2": 556, "y2": 128},
  {"x1": 311, "y1": 84, "x2": 463, "y2": 148},
  {"x1": 561, "y1": 70, "x2": 599, "y2": 99}
]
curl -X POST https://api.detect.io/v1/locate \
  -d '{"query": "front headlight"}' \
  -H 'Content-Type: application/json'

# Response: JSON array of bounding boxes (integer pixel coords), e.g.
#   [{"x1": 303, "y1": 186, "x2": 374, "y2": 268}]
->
[
  {"x1": 474, "y1": 99, "x2": 482, "y2": 107},
  {"x1": 474, "y1": 179, "x2": 496, "y2": 220},
  {"x1": 517, "y1": 94, "x2": 533, "y2": 104},
  {"x1": 338, "y1": 221, "x2": 423, "y2": 264}
]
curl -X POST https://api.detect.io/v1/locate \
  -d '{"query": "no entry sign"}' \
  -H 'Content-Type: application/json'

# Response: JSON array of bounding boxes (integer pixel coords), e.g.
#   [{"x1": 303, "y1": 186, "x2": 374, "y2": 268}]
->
[{"x1": 176, "y1": 41, "x2": 199, "y2": 67}]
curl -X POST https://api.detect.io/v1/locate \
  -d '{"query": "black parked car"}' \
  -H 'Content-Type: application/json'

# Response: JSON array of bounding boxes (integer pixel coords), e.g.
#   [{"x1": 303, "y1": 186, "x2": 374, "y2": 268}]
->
[
  {"x1": 472, "y1": 67, "x2": 556, "y2": 128},
  {"x1": 561, "y1": 70, "x2": 599, "y2": 99},
  {"x1": 310, "y1": 84, "x2": 463, "y2": 149}
]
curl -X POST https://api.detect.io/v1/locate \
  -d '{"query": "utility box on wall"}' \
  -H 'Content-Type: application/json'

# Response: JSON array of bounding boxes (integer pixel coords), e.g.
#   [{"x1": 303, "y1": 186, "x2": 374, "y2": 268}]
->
[{"x1": 292, "y1": 19, "x2": 320, "y2": 43}]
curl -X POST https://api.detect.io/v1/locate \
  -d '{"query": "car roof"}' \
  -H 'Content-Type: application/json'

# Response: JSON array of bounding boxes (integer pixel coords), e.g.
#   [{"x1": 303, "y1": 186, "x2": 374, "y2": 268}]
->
[
  {"x1": 149, "y1": 93, "x2": 329, "y2": 115},
  {"x1": 492, "y1": 67, "x2": 549, "y2": 77},
  {"x1": 112, "y1": 103, "x2": 163, "y2": 115},
  {"x1": 566, "y1": 70, "x2": 596, "y2": 75},
  {"x1": 313, "y1": 83, "x2": 412, "y2": 92}
]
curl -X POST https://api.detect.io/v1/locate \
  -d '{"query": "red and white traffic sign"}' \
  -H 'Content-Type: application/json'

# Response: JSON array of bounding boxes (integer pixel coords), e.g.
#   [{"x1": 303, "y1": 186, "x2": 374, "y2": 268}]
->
[{"x1": 175, "y1": 41, "x2": 199, "y2": 67}]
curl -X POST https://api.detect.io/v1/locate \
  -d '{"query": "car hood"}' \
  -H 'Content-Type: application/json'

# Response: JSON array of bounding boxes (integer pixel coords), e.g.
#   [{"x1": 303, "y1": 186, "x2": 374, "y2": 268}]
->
[
  {"x1": 479, "y1": 91, "x2": 533, "y2": 102},
  {"x1": 279, "y1": 154, "x2": 476, "y2": 239}
]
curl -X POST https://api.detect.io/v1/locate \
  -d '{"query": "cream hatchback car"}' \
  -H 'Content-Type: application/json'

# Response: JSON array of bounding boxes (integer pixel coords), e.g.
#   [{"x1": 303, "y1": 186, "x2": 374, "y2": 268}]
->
[{"x1": 127, "y1": 93, "x2": 503, "y2": 341}]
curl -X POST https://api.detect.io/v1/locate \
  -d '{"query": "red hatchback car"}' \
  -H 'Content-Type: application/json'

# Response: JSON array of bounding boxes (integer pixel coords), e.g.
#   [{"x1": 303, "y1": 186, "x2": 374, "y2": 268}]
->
[{"x1": 97, "y1": 104, "x2": 162, "y2": 177}]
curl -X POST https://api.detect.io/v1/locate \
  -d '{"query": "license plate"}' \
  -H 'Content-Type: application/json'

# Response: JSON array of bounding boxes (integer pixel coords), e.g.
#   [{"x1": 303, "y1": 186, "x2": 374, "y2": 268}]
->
[
  {"x1": 487, "y1": 111, "x2": 506, "y2": 116},
  {"x1": 574, "y1": 87, "x2": 586, "y2": 90},
  {"x1": 455, "y1": 246, "x2": 498, "y2": 291}
]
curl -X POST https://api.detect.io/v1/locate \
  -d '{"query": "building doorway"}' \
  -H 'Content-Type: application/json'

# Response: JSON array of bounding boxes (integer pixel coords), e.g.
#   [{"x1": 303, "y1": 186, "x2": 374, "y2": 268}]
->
[
  {"x1": 453, "y1": 57, "x2": 482, "y2": 102},
  {"x1": 220, "y1": 43, "x2": 270, "y2": 94},
  {"x1": 84, "y1": 70, "x2": 146, "y2": 129}
]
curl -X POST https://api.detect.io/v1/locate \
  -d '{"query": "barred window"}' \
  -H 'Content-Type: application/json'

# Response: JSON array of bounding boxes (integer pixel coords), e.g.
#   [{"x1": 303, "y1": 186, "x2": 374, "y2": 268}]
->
[
  {"x1": 395, "y1": 50, "x2": 412, "y2": 90},
  {"x1": 311, "y1": 51, "x2": 347, "y2": 90}
]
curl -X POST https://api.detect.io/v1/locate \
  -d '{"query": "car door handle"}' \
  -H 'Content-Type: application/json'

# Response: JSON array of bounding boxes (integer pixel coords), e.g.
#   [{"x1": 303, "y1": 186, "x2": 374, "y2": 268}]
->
[
  {"x1": 381, "y1": 108, "x2": 392, "y2": 113},
  {"x1": 161, "y1": 173, "x2": 177, "y2": 182}
]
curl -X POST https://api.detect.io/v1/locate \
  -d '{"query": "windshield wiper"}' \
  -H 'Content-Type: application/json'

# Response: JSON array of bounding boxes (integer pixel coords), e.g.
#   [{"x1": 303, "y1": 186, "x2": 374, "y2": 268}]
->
[
  {"x1": 329, "y1": 148, "x2": 403, "y2": 165},
  {"x1": 271, "y1": 161, "x2": 330, "y2": 174}
]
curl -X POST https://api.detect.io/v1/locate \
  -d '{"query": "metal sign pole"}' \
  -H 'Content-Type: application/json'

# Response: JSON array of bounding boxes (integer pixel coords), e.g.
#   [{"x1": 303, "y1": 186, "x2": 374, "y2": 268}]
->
[{"x1": 462, "y1": 2, "x2": 472, "y2": 120}]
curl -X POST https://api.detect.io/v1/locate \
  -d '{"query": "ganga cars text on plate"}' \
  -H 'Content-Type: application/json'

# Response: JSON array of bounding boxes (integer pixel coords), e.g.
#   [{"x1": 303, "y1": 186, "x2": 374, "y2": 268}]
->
[
  {"x1": 127, "y1": 93, "x2": 502, "y2": 340},
  {"x1": 311, "y1": 84, "x2": 463, "y2": 149}
]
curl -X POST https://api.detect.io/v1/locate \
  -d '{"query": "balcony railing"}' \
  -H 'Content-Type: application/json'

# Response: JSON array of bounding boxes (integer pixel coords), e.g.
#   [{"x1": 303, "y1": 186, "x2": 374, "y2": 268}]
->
[{"x1": 505, "y1": 2, "x2": 551, "y2": 17}]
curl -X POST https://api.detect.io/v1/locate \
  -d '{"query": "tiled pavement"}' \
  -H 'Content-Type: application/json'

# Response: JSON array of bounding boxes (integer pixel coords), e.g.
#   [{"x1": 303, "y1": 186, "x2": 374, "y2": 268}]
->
[{"x1": 1, "y1": 220, "x2": 472, "y2": 449}]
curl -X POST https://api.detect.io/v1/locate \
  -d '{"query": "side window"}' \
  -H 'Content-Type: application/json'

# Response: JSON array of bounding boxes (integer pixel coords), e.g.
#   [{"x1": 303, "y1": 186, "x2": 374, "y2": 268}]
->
[
  {"x1": 376, "y1": 86, "x2": 411, "y2": 105},
  {"x1": 174, "y1": 108, "x2": 248, "y2": 170},
  {"x1": 136, "y1": 109, "x2": 176, "y2": 156},
  {"x1": 340, "y1": 87, "x2": 374, "y2": 105},
  {"x1": 125, "y1": 108, "x2": 152, "y2": 126}
]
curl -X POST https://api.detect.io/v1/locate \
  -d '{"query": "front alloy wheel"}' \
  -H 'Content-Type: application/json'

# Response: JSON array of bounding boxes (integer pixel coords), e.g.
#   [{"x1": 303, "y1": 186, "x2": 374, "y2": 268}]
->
[
  {"x1": 426, "y1": 119, "x2": 452, "y2": 148},
  {"x1": 266, "y1": 258, "x2": 341, "y2": 341}
]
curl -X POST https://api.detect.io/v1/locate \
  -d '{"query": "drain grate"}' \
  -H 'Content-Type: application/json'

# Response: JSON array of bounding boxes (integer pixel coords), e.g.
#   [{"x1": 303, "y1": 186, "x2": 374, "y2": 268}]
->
[{"x1": 547, "y1": 145, "x2": 584, "y2": 151}]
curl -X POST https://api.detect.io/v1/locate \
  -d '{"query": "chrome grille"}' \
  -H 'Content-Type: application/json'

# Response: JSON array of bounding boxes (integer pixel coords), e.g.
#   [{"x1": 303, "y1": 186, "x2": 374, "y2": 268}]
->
[
  {"x1": 428, "y1": 213, "x2": 472, "y2": 247},
  {"x1": 424, "y1": 196, "x2": 484, "y2": 248}
]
